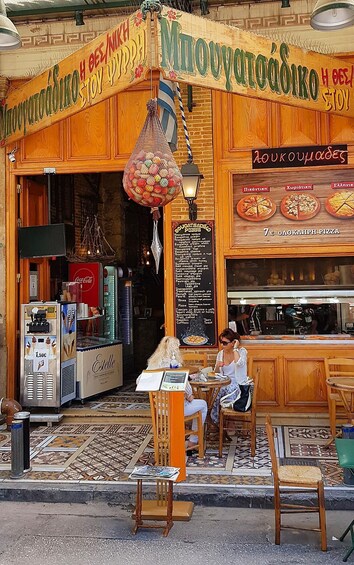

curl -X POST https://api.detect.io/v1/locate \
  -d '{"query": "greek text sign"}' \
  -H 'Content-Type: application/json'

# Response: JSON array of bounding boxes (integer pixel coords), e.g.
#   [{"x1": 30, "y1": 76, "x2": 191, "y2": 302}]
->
[
  {"x1": 158, "y1": 7, "x2": 354, "y2": 118},
  {"x1": 252, "y1": 145, "x2": 348, "y2": 169},
  {"x1": 0, "y1": 11, "x2": 148, "y2": 145}
]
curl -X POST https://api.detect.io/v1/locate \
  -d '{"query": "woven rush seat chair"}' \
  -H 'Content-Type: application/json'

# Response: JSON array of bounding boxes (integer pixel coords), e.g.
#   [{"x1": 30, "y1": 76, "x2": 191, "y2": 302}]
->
[
  {"x1": 265, "y1": 414, "x2": 327, "y2": 552},
  {"x1": 218, "y1": 366, "x2": 260, "y2": 458}
]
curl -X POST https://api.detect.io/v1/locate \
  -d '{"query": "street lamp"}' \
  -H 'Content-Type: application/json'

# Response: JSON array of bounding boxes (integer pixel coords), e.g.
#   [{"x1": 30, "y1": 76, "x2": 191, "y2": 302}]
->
[{"x1": 181, "y1": 160, "x2": 204, "y2": 221}]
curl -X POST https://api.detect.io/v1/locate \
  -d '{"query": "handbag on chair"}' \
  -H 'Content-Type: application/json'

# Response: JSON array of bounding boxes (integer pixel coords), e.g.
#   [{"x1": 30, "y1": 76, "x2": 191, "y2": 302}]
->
[
  {"x1": 220, "y1": 379, "x2": 253, "y2": 412},
  {"x1": 233, "y1": 384, "x2": 252, "y2": 412}
]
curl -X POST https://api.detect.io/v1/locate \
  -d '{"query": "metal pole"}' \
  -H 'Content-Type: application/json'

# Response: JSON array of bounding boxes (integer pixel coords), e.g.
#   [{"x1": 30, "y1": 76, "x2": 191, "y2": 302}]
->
[
  {"x1": 14, "y1": 411, "x2": 31, "y2": 471},
  {"x1": 11, "y1": 419, "x2": 24, "y2": 479}
]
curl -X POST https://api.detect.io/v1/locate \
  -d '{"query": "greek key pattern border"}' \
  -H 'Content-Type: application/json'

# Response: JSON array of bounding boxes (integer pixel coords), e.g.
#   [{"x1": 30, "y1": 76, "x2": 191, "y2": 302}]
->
[{"x1": 18, "y1": 12, "x2": 312, "y2": 49}]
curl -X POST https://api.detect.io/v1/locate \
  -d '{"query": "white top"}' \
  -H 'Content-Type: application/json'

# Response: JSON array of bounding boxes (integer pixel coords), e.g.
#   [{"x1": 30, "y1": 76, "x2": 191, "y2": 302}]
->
[{"x1": 215, "y1": 347, "x2": 248, "y2": 385}]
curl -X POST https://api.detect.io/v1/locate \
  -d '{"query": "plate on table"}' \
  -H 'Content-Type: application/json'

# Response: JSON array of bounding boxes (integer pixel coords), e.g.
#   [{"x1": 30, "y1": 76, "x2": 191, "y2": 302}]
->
[
  {"x1": 183, "y1": 335, "x2": 208, "y2": 346},
  {"x1": 207, "y1": 372, "x2": 217, "y2": 380},
  {"x1": 280, "y1": 193, "x2": 320, "y2": 221},
  {"x1": 208, "y1": 372, "x2": 226, "y2": 381}
]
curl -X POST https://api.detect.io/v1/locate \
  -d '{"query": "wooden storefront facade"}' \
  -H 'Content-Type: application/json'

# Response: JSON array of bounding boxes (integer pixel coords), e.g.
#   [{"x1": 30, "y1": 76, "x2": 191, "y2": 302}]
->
[{"x1": 3, "y1": 8, "x2": 354, "y2": 414}]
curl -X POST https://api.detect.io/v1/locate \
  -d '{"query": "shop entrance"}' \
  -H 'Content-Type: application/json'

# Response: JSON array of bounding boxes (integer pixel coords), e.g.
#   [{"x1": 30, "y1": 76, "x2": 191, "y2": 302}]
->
[{"x1": 17, "y1": 171, "x2": 164, "y2": 391}]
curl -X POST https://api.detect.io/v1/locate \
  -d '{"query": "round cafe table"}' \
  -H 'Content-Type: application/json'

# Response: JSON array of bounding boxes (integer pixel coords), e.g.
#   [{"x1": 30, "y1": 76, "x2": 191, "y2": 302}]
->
[
  {"x1": 326, "y1": 376, "x2": 354, "y2": 424},
  {"x1": 191, "y1": 375, "x2": 231, "y2": 432}
]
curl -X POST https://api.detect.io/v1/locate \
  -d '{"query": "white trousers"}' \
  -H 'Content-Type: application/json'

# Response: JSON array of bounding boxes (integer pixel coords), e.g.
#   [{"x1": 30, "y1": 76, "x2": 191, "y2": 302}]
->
[{"x1": 184, "y1": 398, "x2": 207, "y2": 444}]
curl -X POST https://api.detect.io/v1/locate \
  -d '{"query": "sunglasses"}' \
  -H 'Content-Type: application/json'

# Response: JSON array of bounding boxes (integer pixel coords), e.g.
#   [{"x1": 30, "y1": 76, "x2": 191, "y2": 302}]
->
[{"x1": 220, "y1": 340, "x2": 230, "y2": 346}]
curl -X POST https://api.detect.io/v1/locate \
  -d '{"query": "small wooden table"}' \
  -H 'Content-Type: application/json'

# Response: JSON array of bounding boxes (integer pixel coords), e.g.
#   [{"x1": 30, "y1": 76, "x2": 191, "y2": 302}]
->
[
  {"x1": 131, "y1": 472, "x2": 180, "y2": 537},
  {"x1": 191, "y1": 376, "x2": 231, "y2": 431},
  {"x1": 326, "y1": 376, "x2": 354, "y2": 425}
]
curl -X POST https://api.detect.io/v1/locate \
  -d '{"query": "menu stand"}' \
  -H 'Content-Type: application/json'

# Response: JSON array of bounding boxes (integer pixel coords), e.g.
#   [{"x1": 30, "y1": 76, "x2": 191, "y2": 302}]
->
[{"x1": 132, "y1": 391, "x2": 194, "y2": 523}]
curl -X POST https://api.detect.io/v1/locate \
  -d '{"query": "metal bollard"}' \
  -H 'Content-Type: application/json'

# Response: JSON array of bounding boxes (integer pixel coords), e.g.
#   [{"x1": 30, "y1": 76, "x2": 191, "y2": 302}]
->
[
  {"x1": 11, "y1": 419, "x2": 24, "y2": 479},
  {"x1": 342, "y1": 424, "x2": 354, "y2": 486},
  {"x1": 14, "y1": 411, "x2": 31, "y2": 471}
]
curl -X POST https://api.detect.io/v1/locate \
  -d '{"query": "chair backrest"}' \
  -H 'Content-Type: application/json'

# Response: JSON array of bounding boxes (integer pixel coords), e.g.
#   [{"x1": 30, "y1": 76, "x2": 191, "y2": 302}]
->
[
  {"x1": 182, "y1": 351, "x2": 208, "y2": 368},
  {"x1": 149, "y1": 391, "x2": 170, "y2": 466},
  {"x1": 325, "y1": 358, "x2": 354, "y2": 380},
  {"x1": 265, "y1": 414, "x2": 279, "y2": 482},
  {"x1": 250, "y1": 367, "x2": 261, "y2": 412}
]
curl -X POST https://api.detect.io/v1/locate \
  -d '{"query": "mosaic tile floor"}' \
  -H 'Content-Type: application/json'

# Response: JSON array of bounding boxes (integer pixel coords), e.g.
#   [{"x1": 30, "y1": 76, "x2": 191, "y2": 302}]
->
[
  {"x1": 0, "y1": 422, "x2": 347, "y2": 488},
  {"x1": 61, "y1": 390, "x2": 150, "y2": 417}
]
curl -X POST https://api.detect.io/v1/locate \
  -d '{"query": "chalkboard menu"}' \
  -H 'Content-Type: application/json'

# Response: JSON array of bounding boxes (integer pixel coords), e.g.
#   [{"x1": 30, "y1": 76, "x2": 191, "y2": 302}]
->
[{"x1": 173, "y1": 221, "x2": 217, "y2": 347}]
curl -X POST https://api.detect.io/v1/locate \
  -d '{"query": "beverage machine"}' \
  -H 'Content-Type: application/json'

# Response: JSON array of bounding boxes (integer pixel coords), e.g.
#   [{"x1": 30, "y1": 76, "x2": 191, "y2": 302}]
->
[{"x1": 20, "y1": 302, "x2": 77, "y2": 408}]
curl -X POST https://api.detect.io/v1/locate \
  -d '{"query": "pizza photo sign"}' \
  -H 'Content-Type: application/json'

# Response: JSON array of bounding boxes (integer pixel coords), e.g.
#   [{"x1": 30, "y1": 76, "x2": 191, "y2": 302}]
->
[{"x1": 232, "y1": 170, "x2": 354, "y2": 248}]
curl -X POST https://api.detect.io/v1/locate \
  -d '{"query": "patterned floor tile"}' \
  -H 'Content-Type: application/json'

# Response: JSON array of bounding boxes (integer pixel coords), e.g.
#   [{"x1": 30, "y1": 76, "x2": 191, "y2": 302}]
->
[
  {"x1": 0, "y1": 434, "x2": 8, "y2": 446},
  {"x1": 45, "y1": 435, "x2": 90, "y2": 448},
  {"x1": 320, "y1": 460, "x2": 345, "y2": 487},
  {"x1": 283, "y1": 426, "x2": 338, "y2": 459},
  {"x1": 0, "y1": 399, "x2": 349, "y2": 489}
]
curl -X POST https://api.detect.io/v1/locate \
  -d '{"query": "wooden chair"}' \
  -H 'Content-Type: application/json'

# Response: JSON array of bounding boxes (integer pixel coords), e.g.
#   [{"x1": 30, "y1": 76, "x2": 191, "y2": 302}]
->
[
  {"x1": 265, "y1": 414, "x2": 327, "y2": 552},
  {"x1": 149, "y1": 391, "x2": 204, "y2": 460},
  {"x1": 182, "y1": 351, "x2": 208, "y2": 370},
  {"x1": 218, "y1": 367, "x2": 260, "y2": 458},
  {"x1": 324, "y1": 358, "x2": 354, "y2": 441}
]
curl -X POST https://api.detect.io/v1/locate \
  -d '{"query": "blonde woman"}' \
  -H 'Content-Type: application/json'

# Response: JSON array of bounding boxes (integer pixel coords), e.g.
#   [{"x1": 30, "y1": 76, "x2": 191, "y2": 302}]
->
[{"x1": 146, "y1": 336, "x2": 207, "y2": 454}]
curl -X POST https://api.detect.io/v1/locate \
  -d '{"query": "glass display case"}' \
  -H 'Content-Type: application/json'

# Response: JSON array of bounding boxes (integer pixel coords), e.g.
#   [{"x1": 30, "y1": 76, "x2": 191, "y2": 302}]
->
[{"x1": 227, "y1": 256, "x2": 354, "y2": 337}]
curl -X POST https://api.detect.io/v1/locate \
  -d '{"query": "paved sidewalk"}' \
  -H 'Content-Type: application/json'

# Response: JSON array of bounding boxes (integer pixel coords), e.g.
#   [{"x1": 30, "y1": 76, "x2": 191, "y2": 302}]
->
[{"x1": 0, "y1": 502, "x2": 353, "y2": 564}]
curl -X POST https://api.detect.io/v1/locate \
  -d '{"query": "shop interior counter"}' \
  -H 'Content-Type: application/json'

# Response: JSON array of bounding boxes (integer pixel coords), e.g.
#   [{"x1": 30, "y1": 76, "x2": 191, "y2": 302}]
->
[{"x1": 76, "y1": 337, "x2": 123, "y2": 401}]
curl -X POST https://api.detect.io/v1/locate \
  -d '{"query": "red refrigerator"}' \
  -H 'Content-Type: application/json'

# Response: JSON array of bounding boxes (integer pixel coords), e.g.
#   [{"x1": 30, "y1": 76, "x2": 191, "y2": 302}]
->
[{"x1": 68, "y1": 262, "x2": 103, "y2": 309}]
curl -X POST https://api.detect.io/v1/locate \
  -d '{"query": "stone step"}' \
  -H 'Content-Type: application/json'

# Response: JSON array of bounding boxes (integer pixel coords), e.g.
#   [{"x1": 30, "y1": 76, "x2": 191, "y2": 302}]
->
[{"x1": 29, "y1": 414, "x2": 64, "y2": 427}]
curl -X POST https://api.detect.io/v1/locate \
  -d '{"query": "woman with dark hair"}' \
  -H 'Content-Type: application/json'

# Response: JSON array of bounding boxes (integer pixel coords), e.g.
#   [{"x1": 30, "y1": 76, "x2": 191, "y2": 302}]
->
[{"x1": 210, "y1": 328, "x2": 248, "y2": 424}]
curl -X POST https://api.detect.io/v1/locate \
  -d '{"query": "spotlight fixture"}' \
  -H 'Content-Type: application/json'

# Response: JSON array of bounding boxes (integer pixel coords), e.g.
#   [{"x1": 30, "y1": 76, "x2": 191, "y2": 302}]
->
[
  {"x1": 75, "y1": 10, "x2": 85, "y2": 26},
  {"x1": 7, "y1": 147, "x2": 18, "y2": 163},
  {"x1": 311, "y1": 0, "x2": 354, "y2": 29},
  {"x1": 240, "y1": 298, "x2": 247, "y2": 305},
  {"x1": 281, "y1": 0, "x2": 291, "y2": 7},
  {"x1": 181, "y1": 160, "x2": 204, "y2": 221},
  {"x1": 270, "y1": 298, "x2": 276, "y2": 304},
  {"x1": 0, "y1": 0, "x2": 21, "y2": 50}
]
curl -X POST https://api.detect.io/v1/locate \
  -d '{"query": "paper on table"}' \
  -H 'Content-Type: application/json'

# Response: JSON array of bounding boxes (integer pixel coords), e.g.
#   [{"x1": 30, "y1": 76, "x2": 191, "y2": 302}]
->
[
  {"x1": 136, "y1": 369, "x2": 189, "y2": 391},
  {"x1": 136, "y1": 370, "x2": 164, "y2": 391}
]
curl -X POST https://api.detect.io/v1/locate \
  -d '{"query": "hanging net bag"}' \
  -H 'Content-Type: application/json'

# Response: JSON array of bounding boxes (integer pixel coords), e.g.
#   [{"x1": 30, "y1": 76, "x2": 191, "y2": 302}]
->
[{"x1": 123, "y1": 98, "x2": 183, "y2": 220}]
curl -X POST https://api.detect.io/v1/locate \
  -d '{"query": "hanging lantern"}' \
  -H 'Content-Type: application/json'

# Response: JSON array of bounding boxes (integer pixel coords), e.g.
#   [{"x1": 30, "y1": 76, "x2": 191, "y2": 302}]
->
[{"x1": 123, "y1": 99, "x2": 183, "y2": 219}]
